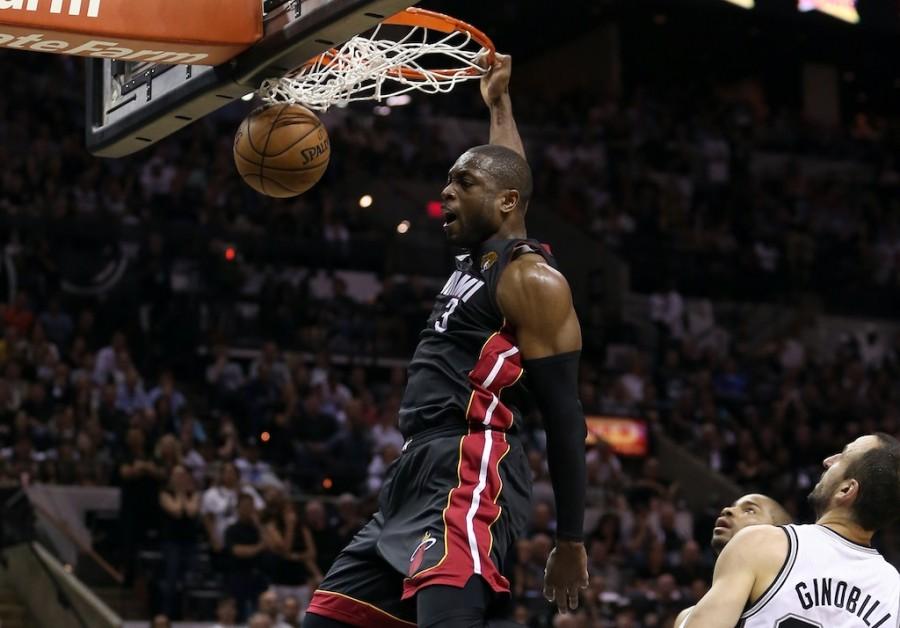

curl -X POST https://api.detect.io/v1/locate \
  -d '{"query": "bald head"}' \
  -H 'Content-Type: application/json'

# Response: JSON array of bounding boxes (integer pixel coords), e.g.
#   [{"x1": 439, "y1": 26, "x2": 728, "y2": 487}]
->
[
  {"x1": 756, "y1": 494, "x2": 792, "y2": 526},
  {"x1": 463, "y1": 145, "x2": 533, "y2": 210},
  {"x1": 711, "y1": 493, "x2": 792, "y2": 554}
]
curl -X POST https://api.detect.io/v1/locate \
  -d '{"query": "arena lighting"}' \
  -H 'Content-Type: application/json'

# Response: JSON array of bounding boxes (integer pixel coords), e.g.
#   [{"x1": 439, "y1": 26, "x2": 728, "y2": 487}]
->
[
  {"x1": 359, "y1": 194, "x2": 373, "y2": 208},
  {"x1": 260, "y1": 431, "x2": 271, "y2": 442},
  {"x1": 224, "y1": 246, "x2": 236, "y2": 261},
  {"x1": 396, "y1": 220, "x2": 411, "y2": 234},
  {"x1": 720, "y1": 0, "x2": 754, "y2": 8},
  {"x1": 241, "y1": 92, "x2": 255, "y2": 101},
  {"x1": 373, "y1": 105, "x2": 391, "y2": 116},
  {"x1": 426, "y1": 200, "x2": 443, "y2": 219},
  {"x1": 798, "y1": 0, "x2": 859, "y2": 24},
  {"x1": 322, "y1": 477, "x2": 333, "y2": 489}
]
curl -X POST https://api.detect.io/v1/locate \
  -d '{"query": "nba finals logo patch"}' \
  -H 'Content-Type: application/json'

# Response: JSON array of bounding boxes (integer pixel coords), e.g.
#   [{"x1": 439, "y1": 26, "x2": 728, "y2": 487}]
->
[
  {"x1": 481, "y1": 251, "x2": 498, "y2": 272},
  {"x1": 408, "y1": 532, "x2": 437, "y2": 576}
]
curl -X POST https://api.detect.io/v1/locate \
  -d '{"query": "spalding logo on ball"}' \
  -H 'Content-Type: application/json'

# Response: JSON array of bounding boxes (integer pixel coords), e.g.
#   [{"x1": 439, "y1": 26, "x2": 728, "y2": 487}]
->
[{"x1": 233, "y1": 103, "x2": 331, "y2": 198}]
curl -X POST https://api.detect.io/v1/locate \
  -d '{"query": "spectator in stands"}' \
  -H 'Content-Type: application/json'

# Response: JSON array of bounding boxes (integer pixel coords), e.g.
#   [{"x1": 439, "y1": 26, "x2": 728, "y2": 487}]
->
[
  {"x1": 334, "y1": 493, "x2": 365, "y2": 546},
  {"x1": 212, "y1": 597, "x2": 239, "y2": 628},
  {"x1": 206, "y1": 343, "x2": 245, "y2": 414},
  {"x1": 263, "y1": 495, "x2": 319, "y2": 609},
  {"x1": 236, "y1": 438, "x2": 277, "y2": 489},
  {"x1": 281, "y1": 595, "x2": 301, "y2": 627},
  {"x1": 366, "y1": 442, "x2": 400, "y2": 495},
  {"x1": 258, "y1": 589, "x2": 291, "y2": 628},
  {"x1": 93, "y1": 330, "x2": 128, "y2": 385},
  {"x1": 148, "y1": 370, "x2": 186, "y2": 420},
  {"x1": 155, "y1": 433, "x2": 182, "y2": 477},
  {"x1": 304, "y1": 499, "x2": 341, "y2": 576},
  {"x1": 3, "y1": 291, "x2": 34, "y2": 335},
  {"x1": 151, "y1": 615, "x2": 171, "y2": 628},
  {"x1": 115, "y1": 366, "x2": 149, "y2": 416},
  {"x1": 201, "y1": 461, "x2": 263, "y2": 558},
  {"x1": 323, "y1": 398, "x2": 372, "y2": 493},
  {"x1": 248, "y1": 613, "x2": 273, "y2": 628},
  {"x1": 158, "y1": 463, "x2": 200, "y2": 618},
  {"x1": 117, "y1": 426, "x2": 164, "y2": 584},
  {"x1": 224, "y1": 492, "x2": 269, "y2": 621},
  {"x1": 38, "y1": 297, "x2": 73, "y2": 351}
]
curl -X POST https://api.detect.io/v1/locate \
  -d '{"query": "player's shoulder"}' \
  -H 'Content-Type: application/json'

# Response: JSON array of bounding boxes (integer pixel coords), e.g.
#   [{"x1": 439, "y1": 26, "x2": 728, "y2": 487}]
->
[
  {"x1": 500, "y1": 252, "x2": 569, "y2": 297},
  {"x1": 497, "y1": 253, "x2": 572, "y2": 323},
  {"x1": 724, "y1": 525, "x2": 789, "y2": 565},
  {"x1": 731, "y1": 523, "x2": 788, "y2": 544},
  {"x1": 674, "y1": 606, "x2": 693, "y2": 628}
]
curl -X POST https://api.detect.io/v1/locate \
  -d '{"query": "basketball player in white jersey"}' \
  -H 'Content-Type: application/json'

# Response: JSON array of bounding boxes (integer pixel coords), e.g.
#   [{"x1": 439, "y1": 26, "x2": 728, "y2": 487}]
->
[
  {"x1": 674, "y1": 493, "x2": 792, "y2": 628},
  {"x1": 684, "y1": 433, "x2": 900, "y2": 628}
]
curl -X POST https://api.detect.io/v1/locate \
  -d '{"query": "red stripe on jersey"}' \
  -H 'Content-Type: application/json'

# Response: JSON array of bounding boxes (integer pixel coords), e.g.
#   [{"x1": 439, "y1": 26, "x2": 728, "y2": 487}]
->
[
  {"x1": 402, "y1": 429, "x2": 511, "y2": 599},
  {"x1": 465, "y1": 327, "x2": 523, "y2": 430},
  {"x1": 307, "y1": 590, "x2": 416, "y2": 628}
]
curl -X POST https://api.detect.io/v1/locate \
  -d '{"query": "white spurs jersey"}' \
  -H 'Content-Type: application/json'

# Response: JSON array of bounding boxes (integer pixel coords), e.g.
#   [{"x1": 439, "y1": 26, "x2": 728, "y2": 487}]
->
[{"x1": 738, "y1": 524, "x2": 900, "y2": 628}]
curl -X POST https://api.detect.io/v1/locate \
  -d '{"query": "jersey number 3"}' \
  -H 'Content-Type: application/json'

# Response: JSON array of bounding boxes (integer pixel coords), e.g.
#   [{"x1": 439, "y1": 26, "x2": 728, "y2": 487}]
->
[{"x1": 434, "y1": 297, "x2": 459, "y2": 333}]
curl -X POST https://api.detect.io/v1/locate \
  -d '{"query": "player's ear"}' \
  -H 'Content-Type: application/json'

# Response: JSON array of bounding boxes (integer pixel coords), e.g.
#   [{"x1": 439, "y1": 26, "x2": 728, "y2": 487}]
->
[
  {"x1": 836, "y1": 478, "x2": 860, "y2": 505},
  {"x1": 499, "y1": 189, "x2": 520, "y2": 214}
]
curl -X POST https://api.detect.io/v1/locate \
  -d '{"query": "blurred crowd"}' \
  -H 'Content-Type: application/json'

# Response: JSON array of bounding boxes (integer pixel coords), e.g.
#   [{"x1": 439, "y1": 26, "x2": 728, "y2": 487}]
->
[{"x1": 0, "y1": 32, "x2": 899, "y2": 628}]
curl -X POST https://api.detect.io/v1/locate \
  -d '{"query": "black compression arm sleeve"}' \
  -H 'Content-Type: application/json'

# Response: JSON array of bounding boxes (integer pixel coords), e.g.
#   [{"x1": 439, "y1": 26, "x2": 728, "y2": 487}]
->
[{"x1": 523, "y1": 351, "x2": 586, "y2": 542}]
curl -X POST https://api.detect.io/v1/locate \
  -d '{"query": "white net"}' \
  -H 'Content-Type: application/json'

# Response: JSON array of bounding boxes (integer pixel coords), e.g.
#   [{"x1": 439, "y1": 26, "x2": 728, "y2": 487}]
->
[{"x1": 258, "y1": 19, "x2": 490, "y2": 111}]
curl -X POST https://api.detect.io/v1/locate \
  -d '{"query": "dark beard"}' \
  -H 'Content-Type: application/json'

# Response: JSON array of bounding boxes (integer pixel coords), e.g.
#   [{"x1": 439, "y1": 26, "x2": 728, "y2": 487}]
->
[{"x1": 807, "y1": 481, "x2": 830, "y2": 518}]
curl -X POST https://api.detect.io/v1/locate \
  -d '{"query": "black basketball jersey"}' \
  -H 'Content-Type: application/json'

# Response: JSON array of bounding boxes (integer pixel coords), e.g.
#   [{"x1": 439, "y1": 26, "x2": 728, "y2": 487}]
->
[{"x1": 398, "y1": 237, "x2": 557, "y2": 438}]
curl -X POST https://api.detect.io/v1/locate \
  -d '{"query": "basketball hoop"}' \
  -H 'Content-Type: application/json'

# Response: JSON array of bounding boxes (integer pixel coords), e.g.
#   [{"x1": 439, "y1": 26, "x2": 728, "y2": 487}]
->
[{"x1": 258, "y1": 7, "x2": 495, "y2": 111}]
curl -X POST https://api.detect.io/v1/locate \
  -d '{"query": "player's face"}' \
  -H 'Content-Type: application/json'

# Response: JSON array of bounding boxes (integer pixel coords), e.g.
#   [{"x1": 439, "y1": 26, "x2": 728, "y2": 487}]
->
[
  {"x1": 441, "y1": 153, "x2": 502, "y2": 248},
  {"x1": 710, "y1": 494, "x2": 776, "y2": 555},
  {"x1": 808, "y1": 435, "x2": 880, "y2": 517}
]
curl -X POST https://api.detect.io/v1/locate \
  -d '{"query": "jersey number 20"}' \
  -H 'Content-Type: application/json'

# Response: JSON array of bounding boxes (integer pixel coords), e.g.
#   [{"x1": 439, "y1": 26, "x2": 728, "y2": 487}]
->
[{"x1": 434, "y1": 298, "x2": 459, "y2": 333}]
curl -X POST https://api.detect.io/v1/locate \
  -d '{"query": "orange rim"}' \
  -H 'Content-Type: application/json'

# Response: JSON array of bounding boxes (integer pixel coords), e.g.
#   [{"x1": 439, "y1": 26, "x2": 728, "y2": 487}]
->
[{"x1": 300, "y1": 7, "x2": 495, "y2": 81}]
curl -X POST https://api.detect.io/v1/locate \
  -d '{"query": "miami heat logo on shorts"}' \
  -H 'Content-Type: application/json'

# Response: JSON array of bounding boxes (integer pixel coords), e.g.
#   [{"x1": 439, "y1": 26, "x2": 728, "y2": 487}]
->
[{"x1": 408, "y1": 532, "x2": 437, "y2": 576}]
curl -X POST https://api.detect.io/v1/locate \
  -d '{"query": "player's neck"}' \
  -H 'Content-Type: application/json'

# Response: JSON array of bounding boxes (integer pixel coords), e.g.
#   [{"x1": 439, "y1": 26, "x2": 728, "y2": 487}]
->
[
  {"x1": 816, "y1": 515, "x2": 873, "y2": 547},
  {"x1": 492, "y1": 220, "x2": 527, "y2": 242}
]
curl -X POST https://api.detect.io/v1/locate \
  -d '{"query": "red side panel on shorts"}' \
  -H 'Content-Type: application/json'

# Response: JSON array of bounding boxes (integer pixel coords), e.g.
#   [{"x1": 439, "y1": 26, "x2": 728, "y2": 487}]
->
[
  {"x1": 402, "y1": 429, "x2": 511, "y2": 599},
  {"x1": 307, "y1": 589, "x2": 415, "y2": 628}
]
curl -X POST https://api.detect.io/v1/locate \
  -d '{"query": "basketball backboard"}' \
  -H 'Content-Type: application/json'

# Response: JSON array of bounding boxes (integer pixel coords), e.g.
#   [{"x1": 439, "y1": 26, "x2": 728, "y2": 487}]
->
[{"x1": 84, "y1": 0, "x2": 418, "y2": 158}]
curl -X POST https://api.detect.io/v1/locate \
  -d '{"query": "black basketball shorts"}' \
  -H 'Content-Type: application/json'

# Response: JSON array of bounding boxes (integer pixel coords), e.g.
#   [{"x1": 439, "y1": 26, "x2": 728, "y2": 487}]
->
[{"x1": 307, "y1": 423, "x2": 532, "y2": 627}]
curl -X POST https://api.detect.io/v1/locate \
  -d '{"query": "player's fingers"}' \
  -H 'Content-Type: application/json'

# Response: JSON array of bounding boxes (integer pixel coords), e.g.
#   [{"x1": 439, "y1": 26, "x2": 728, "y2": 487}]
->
[
  {"x1": 543, "y1": 584, "x2": 554, "y2": 603},
  {"x1": 556, "y1": 593, "x2": 567, "y2": 615},
  {"x1": 567, "y1": 589, "x2": 579, "y2": 611}
]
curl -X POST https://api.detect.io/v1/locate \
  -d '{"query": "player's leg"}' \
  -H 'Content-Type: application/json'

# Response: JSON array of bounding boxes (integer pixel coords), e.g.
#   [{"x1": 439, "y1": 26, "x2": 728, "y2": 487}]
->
[
  {"x1": 416, "y1": 575, "x2": 491, "y2": 628},
  {"x1": 394, "y1": 430, "x2": 532, "y2": 626},
  {"x1": 304, "y1": 514, "x2": 416, "y2": 628},
  {"x1": 416, "y1": 576, "x2": 526, "y2": 628},
  {"x1": 302, "y1": 613, "x2": 353, "y2": 628}
]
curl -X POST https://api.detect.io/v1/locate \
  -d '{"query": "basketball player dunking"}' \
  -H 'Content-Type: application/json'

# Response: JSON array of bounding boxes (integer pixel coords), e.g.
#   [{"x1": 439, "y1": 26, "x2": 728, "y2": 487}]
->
[
  {"x1": 685, "y1": 433, "x2": 900, "y2": 628},
  {"x1": 303, "y1": 54, "x2": 588, "y2": 628},
  {"x1": 675, "y1": 493, "x2": 792, "y2": 628}
]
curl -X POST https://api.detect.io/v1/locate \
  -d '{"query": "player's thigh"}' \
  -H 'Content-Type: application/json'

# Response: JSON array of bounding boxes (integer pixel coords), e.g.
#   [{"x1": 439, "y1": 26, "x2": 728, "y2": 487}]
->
[
  {"x1": 308, "y1": 518, "x2": 415, "y2": 628},
  {"x1": 416, "y1": 575, "x2": 491, "y2": 628}
]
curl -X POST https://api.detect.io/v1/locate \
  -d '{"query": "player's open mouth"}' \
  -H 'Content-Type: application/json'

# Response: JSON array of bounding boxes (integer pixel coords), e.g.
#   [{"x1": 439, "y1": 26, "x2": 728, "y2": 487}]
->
[
  {"x1": 442, "y1": 210, "x2": 458, "y2": 227},
  {"x1": 714, "y1": 517, "x2": 731, "y2": 530}
]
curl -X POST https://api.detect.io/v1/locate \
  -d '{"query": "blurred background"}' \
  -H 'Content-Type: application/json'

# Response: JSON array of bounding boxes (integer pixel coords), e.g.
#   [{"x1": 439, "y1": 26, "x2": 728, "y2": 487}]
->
[{"x1": 0, "y1": 0, "x2": 898, "y2": 626}]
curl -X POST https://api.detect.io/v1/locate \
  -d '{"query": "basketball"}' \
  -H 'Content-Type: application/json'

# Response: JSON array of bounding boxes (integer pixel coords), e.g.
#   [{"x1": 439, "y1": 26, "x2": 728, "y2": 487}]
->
[{"x1": 233, "y1": 103, "x2": 330, "y2": 198}]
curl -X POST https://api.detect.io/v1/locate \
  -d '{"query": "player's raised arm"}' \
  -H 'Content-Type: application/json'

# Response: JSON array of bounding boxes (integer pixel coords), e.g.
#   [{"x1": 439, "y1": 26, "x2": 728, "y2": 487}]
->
[
  {"x1": 684, "y1": 525, "x2": 786, "y2": 628},
  {"x1": 481, "y1": 53, "x2": 526, "y2": 159},
  {"x1": 497, "y1": 254, "x2": 588, "y2": 613}
]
